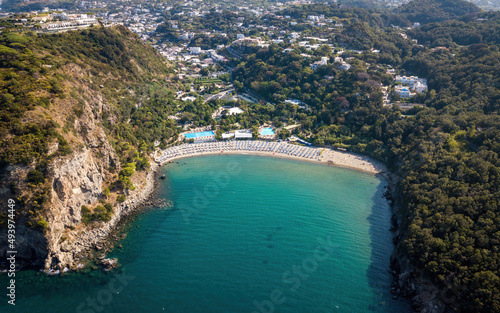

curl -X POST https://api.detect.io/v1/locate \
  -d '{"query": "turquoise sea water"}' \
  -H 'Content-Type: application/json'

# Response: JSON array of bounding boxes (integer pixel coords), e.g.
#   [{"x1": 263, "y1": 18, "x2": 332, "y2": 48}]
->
[{"x1": 1, "y1": 155, "x2": 411, "y2": 313}]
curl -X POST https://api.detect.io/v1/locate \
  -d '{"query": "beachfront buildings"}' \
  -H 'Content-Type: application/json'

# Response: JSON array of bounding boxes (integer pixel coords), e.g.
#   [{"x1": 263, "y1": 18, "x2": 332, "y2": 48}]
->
[{"x1": 234, "y1": 130, "x2": 253, "y2": 140}]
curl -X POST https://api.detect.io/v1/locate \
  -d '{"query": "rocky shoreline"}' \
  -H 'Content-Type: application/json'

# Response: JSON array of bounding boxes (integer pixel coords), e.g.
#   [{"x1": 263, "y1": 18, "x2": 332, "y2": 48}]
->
[
  {"x1": 76, "y1": 162, "x2": 167, "y2": 272},
  {"x1": 44, "y1": 162, "x2": 166, "y2": 274},
  {"x1": 52, "y1": 149, "x2": 382, "y2": 273}
]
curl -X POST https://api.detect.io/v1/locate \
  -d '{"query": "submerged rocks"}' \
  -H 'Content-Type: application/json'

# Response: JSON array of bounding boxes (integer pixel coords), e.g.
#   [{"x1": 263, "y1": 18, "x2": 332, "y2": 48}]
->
[{"x1": 101, "y1": 258, "x2": 119, "y2": 271}]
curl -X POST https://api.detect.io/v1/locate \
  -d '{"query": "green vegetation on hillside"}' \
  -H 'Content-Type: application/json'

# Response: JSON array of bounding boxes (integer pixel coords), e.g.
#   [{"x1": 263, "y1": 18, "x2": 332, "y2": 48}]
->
[
  {"x1": 0, "y1": 26, "x2": 179, "y2": 228},
  {"x1": 1, "y1": 0, "x2": 75, "y2": 13},
  {"x1": 407, "y1": 11, "x2": 500, "y2": 47},
  {"x1": 394, "y1": 0, "x2": 482, "y2": 24}
]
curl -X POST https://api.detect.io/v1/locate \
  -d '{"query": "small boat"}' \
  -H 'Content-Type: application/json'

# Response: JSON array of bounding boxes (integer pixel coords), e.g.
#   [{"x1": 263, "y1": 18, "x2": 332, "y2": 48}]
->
[{"x1": 159, "y1": 175, "x2": 166, "y2": 180}]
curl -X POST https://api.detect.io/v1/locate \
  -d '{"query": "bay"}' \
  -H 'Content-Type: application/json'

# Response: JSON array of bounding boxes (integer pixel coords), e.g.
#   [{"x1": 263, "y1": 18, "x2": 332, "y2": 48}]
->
[{"x1": 0, "y1": 154, "x2": 411, "y2": 313}]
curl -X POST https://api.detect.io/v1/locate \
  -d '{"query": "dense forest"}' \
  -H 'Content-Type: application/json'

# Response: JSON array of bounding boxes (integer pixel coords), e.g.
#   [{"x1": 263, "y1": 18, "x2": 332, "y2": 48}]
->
[
  {"x1": 1, "y1": 0, "x2": 75, "y2": 13},
  {"x1": 407, "y1": 11, "x2": 500, "y2": 47},
  {"x1": 393, "y1": 0, "x2": 482, "y2": 24}
]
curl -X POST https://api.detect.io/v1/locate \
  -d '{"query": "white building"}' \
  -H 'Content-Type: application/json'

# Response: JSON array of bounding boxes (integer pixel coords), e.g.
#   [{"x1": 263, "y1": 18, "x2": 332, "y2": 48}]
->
[
  {"x1": 212, "y1": 106, "x2": 245, "y2": 118},
  {"x1": 395, "y1": 85, "x2": 411, "y2": 99},
  {"x1": 221, "y1": 133, "x2": 235, "y2": 140},
  {"x1": 225, "y1": 107, "x2": 244, "y2": 115},
  {"x1": 396, "y1": 75, "x2": 427, "y2": 93},
  {"x1": 179, "y1": 32, "x2": 195, "y2": 40},
  {"x1": 234, "y1": 130, "x2": 253, "y2": 139},
  {"x1": 308, "y1": 15, "x2": 324, "y2": 21},
  {"x1": 189, "y1": 47, "x2": 202, "y2": 54},
  {"x1": 340, "y1": 63, "x2": 351, "y2": 71},
  {"x1": 310, "y1": 57, "x2": 328, "y2": 70},
  {"x1": 285, "y1": 99, "x2": 307, "y2": 109},
  {"x1": 413, "y1": 81, "x2": 428, "y2": 93},
  {"x1": 181, "y1": 96, "x2": 197, "y2": 102}
]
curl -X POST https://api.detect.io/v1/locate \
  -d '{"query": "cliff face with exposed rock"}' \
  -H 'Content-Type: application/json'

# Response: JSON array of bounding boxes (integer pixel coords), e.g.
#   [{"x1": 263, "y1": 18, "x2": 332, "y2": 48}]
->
[
  {"x1": 0, "y1": 26, "x2": 169, "y2": 272},
  {"x1": 0, "y1": 64, "x2": 158, "y2": 271},
  {"x1": 43, "y1": 147, "x2": 157, "y2": 272}
]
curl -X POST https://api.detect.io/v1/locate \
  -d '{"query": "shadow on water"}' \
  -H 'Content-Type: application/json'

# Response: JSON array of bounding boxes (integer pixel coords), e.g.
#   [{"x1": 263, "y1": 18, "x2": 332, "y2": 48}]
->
[{"x1": 366, "y1": 176, "x2": 412, "y2": 313}]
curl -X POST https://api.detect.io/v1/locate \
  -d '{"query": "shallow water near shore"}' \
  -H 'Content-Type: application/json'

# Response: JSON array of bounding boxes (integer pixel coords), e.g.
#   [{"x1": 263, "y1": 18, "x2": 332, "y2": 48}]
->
[{"x1": 1, "y1": 155, "x2": 411, "y2": 313}]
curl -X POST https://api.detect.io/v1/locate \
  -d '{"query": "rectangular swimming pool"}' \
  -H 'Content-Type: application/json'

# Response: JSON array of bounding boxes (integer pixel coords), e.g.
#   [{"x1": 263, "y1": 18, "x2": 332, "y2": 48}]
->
[
  {"x1": 259, "y1": 128, "x2": 275, "y2": 136},
  {"x1": 184, "y1": 131, "x2": 215, "y2": 139}
]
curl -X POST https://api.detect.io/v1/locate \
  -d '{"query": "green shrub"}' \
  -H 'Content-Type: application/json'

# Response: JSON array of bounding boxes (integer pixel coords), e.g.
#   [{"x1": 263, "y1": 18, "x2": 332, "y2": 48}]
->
[
  {"x1": 81, "y1": 205, "x2": 92, "y2": 225},
  {"x1": 80, "y1": 204, "x2": 113, "y2": 225},
  {"x1": 116, "y1": 194, "x2": 126, "y2": 203},
  {"x1": 27, "y1": 169, "x2": 45, "y2": 185},
  {"x1": 36, "y1": 218, "x2": 48, "y2": 231}
]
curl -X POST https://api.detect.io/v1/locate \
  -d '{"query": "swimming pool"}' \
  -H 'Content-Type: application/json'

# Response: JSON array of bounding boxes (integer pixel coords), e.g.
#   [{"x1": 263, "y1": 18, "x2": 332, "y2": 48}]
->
[
  {"x1": 184, "y1": 131, "x2": 215, "y2": 139},
  {"x1": 259, "y1": 127, "x2": 275, "y2": 136}
]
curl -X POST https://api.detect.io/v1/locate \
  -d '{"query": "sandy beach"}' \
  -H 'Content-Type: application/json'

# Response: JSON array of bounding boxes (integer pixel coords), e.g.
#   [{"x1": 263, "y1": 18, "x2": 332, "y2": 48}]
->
[{"x1": 155, "y1": 141, "x2": 386, "y2": 175}]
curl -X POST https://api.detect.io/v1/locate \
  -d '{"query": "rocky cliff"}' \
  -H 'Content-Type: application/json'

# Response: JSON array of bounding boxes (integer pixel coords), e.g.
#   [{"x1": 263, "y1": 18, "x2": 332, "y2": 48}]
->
[
  {"x1": 0, "y1": 26, "x2": 170, "y2": 272},
  {"x1": 0, "y1": 64, "x2": 155, "y2": 271}
]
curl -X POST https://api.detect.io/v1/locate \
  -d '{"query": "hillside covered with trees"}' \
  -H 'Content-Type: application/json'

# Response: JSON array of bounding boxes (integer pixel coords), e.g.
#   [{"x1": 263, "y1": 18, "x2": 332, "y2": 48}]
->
[{"x1": 394, "y1": 0, "x2": 482, "y2": 24}]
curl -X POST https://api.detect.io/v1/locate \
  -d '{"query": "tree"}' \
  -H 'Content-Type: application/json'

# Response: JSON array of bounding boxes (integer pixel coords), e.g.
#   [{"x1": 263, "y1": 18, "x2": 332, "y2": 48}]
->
[
  {"x1": 27, "y1": 170, "x2": 45, "y2": 185},
  {"x1": 103, "y1": 187, "x2": 111, "y2": 199}
]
